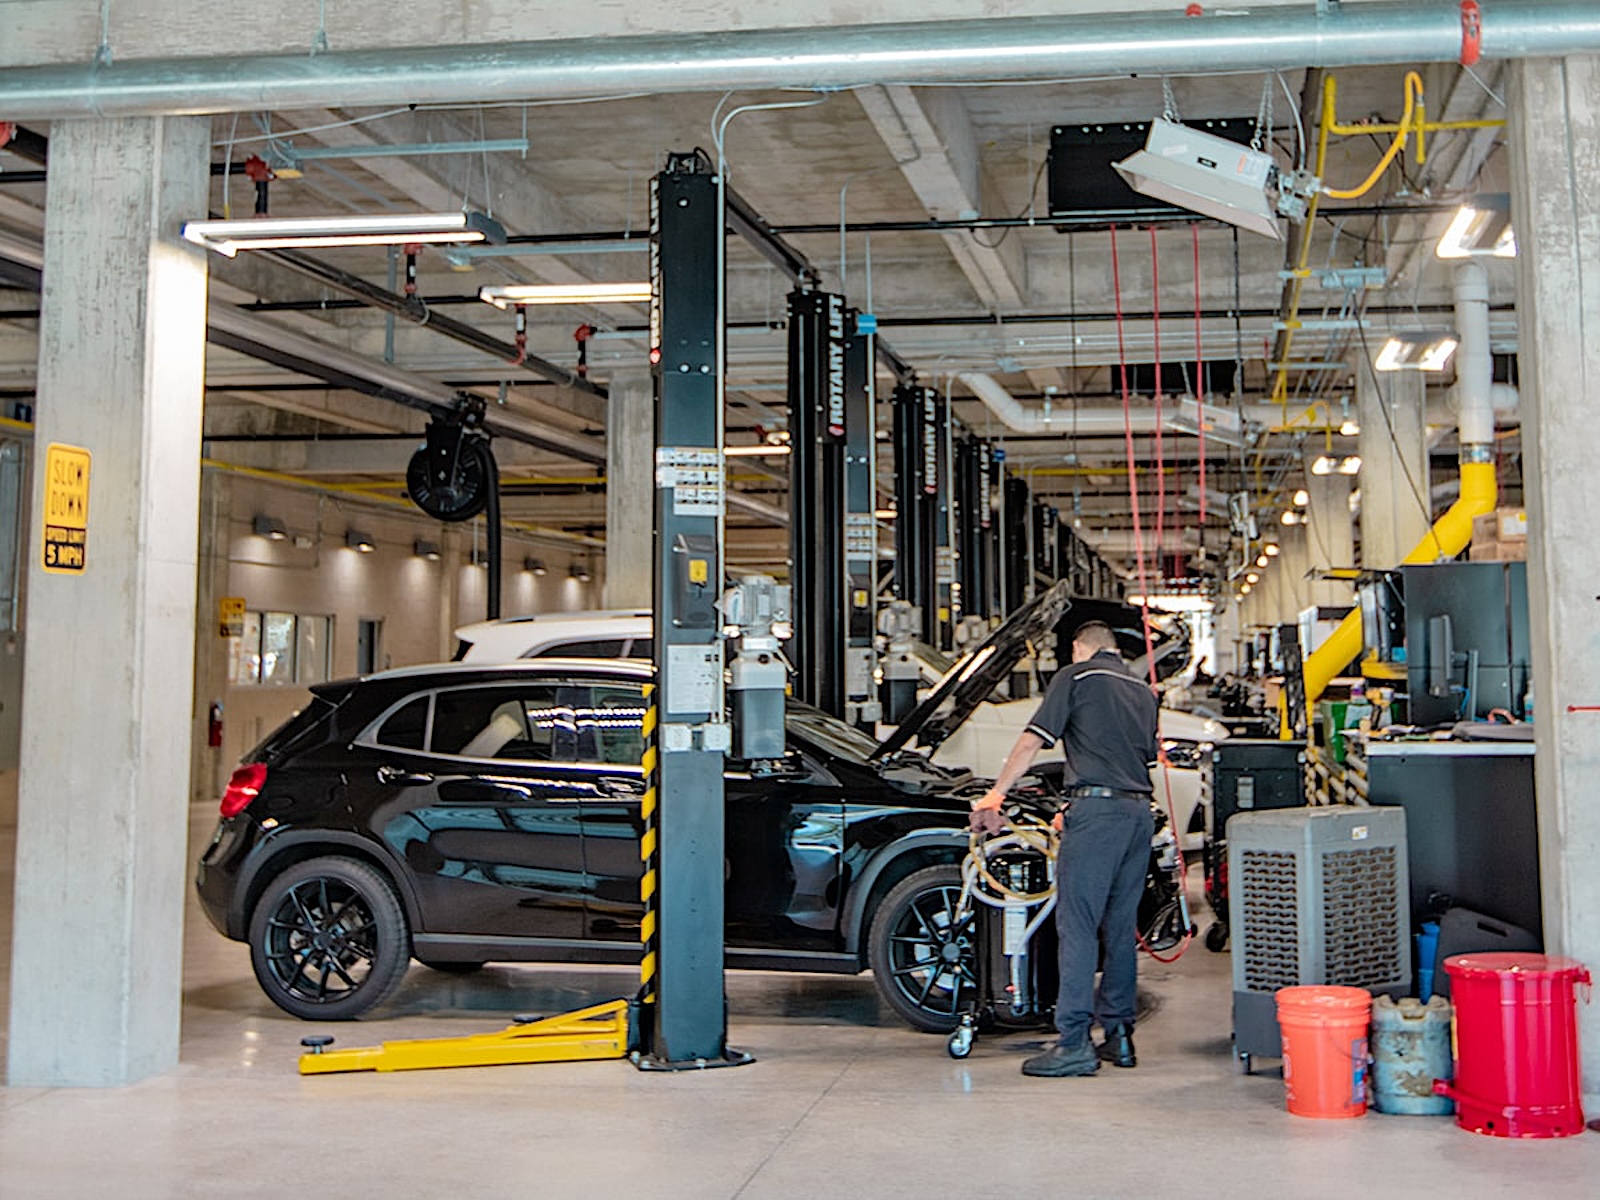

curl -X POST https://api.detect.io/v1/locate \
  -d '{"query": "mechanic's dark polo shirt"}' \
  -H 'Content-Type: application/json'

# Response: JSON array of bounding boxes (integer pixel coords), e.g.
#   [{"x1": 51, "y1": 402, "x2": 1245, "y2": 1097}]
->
[{"x1": 1025, "y1": 649, "x2": 1160, "y2": 795}]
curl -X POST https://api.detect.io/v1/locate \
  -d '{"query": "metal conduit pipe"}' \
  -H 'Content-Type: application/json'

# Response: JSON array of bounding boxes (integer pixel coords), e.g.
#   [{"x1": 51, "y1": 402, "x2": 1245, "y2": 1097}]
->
[
  {"x1": 1303, "y1": 260, "x2": 1500, "y2": 707},
  {"x1": 0, "y1": 4, "x2": 1597, "y2": 118}
]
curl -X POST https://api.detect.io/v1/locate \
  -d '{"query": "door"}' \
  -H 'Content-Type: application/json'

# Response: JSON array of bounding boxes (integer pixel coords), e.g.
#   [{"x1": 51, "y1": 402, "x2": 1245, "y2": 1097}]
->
[
  {"x1": 569, "y1": 680, "x2": 652, "y2": 942},
  {"x1": 361, "y1": 683, "x2": 591, "y2": 940}
]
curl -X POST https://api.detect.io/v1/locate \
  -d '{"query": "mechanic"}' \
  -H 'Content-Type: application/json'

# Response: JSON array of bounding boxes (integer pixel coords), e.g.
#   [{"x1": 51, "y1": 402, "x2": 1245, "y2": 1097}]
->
[{"x1": 969, "y1": 620, "x2": 1160, "y2": 1077}]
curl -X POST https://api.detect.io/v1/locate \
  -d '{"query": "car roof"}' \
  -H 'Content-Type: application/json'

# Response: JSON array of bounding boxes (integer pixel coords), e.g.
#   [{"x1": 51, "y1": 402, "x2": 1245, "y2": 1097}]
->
[
  {"x1": 453, "y1": 610, "x2": 653, "y2": 660},
  {"x1": 357, "y1": 657, "x2": 655, "y2": 687}
]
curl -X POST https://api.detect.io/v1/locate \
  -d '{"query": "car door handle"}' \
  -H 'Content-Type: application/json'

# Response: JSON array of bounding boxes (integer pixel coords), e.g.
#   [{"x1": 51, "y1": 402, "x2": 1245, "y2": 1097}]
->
[{"x1": 376, "y1": 764, "x2": 434, "y2": 787}]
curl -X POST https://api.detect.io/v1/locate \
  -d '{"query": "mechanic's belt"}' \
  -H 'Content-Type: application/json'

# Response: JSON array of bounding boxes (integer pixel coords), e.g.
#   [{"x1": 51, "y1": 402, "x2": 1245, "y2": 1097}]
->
[{"x1": 1067, "y1": 785, "x2": 1151, "y2": 800}]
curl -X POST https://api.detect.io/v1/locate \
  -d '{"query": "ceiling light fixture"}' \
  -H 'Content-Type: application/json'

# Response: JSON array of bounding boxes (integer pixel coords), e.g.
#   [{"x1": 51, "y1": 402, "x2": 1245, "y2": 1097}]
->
[
  {"x1": 345, "y1": 529, "x2": 376, "y2": 553},
  {"x1": 1246, "y1": 572, "x2": 1260, "y2": 584},
  {"x1": 1375, "y1": 330, "x2": 1459, "y2": 373},
  {"x1": 413, "y1": 538, "x2": 441, "y2": 561},
  {"x1": 479, "y1": 282, "x2": 652, "y2": 309},
  {"x1": 1337, "y1": 455, "x2": 1362, "y2": 476},
  {"x1": 1264, "y1": 543, "x2": 1281, "y2": 556},
  {"x1": 1436, "y1": 193, "x2": 1517, "y2": 259},
  {"x1": 1168, "y1": 395, "x2": 1250, "y2": 448},
  {"x1": 875, "y1": 508, "x2": 898, "y2": 520},
  {"x1": 1256, "y1": 554, "x2": 1269, "y2": 568},
  {"x1": 1339, "y1": 419, "x2": 1361, "y2": 436},
  {"x1": 1311, "y1": 455, "x2": 1335, "y2": 476},
  {"x1": 181, "y1": 211, "x2": 505, "y2": 257},
  {"x1": 1112, "y1": 119, "x2": 1284, "y2": 241},
  {"x1": 1240, "y1": 583, "x2": 1253, "y2": 595},
  {"x1": 1293, "y1": 488, "x2": 1310, "y2": 507},
  {"x1": 252, "y1": 514, "x2": 288, "y2": 541},
  {"x1": 722, "y1": 444, "x2": 793, "y2": 457},
  {"x1": 1281, "y1": 510, "x2": 1302, "y2": 526}
]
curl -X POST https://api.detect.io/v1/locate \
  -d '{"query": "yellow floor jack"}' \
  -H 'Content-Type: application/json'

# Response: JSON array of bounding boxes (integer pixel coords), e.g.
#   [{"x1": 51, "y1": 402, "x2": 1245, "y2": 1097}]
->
[{"x1": 297, "y1": 996, "x2": 638, "y2": 1075}]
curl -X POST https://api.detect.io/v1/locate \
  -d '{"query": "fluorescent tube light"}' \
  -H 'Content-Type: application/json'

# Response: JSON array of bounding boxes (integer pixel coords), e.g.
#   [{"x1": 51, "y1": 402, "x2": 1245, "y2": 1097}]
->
[
  {"x1": 1113, "y1": 119, "x2": 1283, "y2": 241},
  {"x1": 479, "y1": 282, "x2": 652, "y2": 308},
  {"x1": 1436, "y1": 194, "x2": 1516, "y2": 259},
  {"x1": 181, "y1": 211, "x2": 505, "y2": 257},
  {"x1": 722, "y1": 444, "x2": 793, "y2": 457},
  {"x1": 1375, "y1": 331, "x2": 1458, "y2": 373}
]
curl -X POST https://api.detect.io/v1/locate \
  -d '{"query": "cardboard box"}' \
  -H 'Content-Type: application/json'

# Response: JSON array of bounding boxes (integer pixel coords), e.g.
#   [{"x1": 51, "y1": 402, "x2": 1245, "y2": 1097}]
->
[{"x1": 1470, "y1": 507, "x2": 1528, "y2": 562}]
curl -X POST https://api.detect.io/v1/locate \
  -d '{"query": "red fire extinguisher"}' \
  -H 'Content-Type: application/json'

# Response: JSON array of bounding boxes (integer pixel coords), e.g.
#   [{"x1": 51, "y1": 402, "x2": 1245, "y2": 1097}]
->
[{"x1": 208, "y1": 700, "x2": 224, "y2": 748}]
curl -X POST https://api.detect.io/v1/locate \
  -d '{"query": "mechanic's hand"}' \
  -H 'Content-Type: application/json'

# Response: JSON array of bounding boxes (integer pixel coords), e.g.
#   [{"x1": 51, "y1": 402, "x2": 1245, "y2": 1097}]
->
[
  {"x1": 969, "y1": 805, "x2": 1007, "y2": 836},
  {"x1": 1051, "y1": 810, "x2": 1064, "y2": 833},
  {"x1": 969, "y1": 791, "x2": 1007, "y2": 836}
]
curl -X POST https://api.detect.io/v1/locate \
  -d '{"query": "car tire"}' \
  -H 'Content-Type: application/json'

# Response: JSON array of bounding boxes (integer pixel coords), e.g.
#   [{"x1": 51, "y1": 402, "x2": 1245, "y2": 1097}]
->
[
  {"x1": 248, "y1": 856, "x2": 411, "y2": 1021},
  {"x1": 867, "y1": 864, "x2": 978, "y2": 1034}
]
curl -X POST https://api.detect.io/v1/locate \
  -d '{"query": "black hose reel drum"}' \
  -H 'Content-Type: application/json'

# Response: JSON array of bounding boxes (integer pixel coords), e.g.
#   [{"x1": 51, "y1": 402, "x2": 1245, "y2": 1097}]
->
[{"x1": 407, "y1": 415, "x2": 495, "y2": 522}]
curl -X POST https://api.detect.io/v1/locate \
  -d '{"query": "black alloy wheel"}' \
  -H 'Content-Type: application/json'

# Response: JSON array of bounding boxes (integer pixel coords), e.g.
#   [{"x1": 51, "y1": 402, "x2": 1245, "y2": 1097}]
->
[
  {"x1": 248, "y1": 856, "x2": 411, "y2": 1020},
  {"x1": 868, "y1": 864, "x2": 979, "y2": 1033}
]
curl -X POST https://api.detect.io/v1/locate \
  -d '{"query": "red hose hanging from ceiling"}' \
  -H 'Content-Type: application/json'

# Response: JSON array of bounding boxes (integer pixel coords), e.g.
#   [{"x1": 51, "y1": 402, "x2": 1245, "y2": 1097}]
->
[
  {"x1": 1193, "y1": 226, "x2": 1206, "y2": 528},
  {"x1": 1151, "y1": 226, "x2": 1165, "y2": 574}
]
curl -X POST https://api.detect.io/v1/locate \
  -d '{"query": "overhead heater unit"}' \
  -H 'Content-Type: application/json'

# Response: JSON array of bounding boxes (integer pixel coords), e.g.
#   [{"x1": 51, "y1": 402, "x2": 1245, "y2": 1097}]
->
[
  {"x1": 1113, "y1": 119, "x2": 1283, "y2": 240},
  {"x1": 1228, "y1": 806, "x2": 1409, "y2": 1071}
]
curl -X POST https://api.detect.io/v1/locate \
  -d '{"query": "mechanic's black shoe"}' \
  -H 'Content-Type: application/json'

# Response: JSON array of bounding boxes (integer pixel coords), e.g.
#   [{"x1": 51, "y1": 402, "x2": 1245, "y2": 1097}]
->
[
  {"x1": 1021, "y1": 1038, "x2": 1099, "y2": 1077},
  {"x1": 1096, "y1": 1025, "x2": 1137, "y2": 1068}
]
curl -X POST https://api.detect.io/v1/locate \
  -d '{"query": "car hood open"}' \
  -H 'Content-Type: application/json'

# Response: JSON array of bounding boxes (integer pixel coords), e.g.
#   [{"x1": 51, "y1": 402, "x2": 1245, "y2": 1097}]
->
[{"x1": 869, "y1": 580, "x2": 1073, "y2": 763}]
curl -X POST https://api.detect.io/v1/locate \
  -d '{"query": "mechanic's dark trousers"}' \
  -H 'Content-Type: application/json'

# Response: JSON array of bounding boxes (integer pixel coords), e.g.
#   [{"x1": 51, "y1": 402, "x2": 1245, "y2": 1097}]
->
[{"x1": 1053, "y1": 793, "x2": 1155, "y2": 1045}]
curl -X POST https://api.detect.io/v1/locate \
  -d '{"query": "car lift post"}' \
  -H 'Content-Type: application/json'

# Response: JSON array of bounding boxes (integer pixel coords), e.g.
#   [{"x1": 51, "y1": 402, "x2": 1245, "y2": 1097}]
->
[
  {"x1": 928, "y1": 386, "x2": 954, "y2": 650},
  {"x1": 640, "y1": 150, "x2": 749, "y2": 1070},
  {"x1": 787, "y1": 287, "x2": 848, "y2": 717},
  {"x1": 842, "y1": 312, "x2": 881, "y2": 729}
]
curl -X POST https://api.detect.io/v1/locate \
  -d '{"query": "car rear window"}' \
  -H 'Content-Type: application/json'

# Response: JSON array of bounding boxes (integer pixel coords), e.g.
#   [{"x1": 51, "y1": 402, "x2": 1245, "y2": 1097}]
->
[
  {"x1": 376, "y1": 695, "x2": 430, "y2": 751},
  {"x1": 528, "y1": 638, "x2": 628, "y2": 659}
]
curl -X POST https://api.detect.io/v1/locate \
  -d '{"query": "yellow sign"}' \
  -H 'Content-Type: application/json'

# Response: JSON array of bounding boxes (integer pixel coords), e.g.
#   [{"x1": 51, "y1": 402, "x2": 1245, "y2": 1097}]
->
[
  {"x1": 219, "y1": 596, "x2": 247, "y2": 639},
  {"x1": 42, "y1": 443, "x2": 91, "y2": 575}
]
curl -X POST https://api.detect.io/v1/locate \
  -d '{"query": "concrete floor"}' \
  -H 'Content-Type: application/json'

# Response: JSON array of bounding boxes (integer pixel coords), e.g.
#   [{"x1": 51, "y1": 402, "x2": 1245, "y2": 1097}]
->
[{"x1": 2, "y1": 787, "x2": 1599, "y2": 1198}]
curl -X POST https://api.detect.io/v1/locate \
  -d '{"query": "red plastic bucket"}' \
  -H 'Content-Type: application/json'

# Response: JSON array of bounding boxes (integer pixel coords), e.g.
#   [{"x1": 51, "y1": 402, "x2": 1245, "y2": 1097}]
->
[
  {"x1": 1275, "y1": 985, "x2": 1373, "y2": 1118},
  {"x1": 1435, "y1": 953, "x2": 1592, "y2": 1138}
]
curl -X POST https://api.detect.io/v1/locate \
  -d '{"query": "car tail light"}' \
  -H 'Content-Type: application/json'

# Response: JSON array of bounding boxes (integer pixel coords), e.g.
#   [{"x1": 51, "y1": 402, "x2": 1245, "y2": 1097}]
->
[{"x1": 220, "y1": 762, "x2": 268, "y2": 818}]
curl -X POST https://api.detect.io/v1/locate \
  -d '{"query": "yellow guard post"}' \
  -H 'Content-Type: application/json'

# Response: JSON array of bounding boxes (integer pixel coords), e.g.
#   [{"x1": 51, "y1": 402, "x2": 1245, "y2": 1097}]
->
[{"x1": 298, "y1": 998, "x2": 632, "y2": 1075}]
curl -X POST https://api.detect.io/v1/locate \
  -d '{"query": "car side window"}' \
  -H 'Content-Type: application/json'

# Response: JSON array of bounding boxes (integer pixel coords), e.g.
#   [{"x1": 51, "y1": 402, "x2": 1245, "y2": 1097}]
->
[
  {"x1": 527, "y1": 638, "x2": 628, "y2": 659},
  {"x1": 574, "y1": 682, "x2": 648, "y2": 766},
  {"x1": 431, "y1": 686, "x2": 575, "y2": 762},
  {"x1": 375, "y1": 695, "x2": 430, "y2": 751}
]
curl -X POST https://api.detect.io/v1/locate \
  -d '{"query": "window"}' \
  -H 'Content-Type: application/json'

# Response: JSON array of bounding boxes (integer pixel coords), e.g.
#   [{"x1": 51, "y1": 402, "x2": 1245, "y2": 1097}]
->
[
  {"x1": 529, "y1": 638, "x2": 628, "y2": 660},
  {"x1": 575, "y1": 683, "x2": 648, "y2": 765},
  {"x1": 431, "y1": 686, "x2": 572, "y2": 762},
  {"x1": 228, "y1": 611, "x2": 333, "y2": 686},
  {"x1": 376, "y1": 695, "x2": 431, "y2": 751}
]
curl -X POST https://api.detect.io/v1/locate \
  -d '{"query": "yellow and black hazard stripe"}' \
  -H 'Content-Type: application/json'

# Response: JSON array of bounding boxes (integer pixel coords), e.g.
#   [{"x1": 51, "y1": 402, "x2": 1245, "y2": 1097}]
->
[{"x1": 638, "y1": 684, "x2": 659, "y2": 1005}]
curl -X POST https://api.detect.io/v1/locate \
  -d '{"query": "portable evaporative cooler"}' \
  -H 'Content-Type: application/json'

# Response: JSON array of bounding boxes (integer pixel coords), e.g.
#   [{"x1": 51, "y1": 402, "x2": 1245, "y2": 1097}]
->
[{"x1": 1228, "y1": 806, "x2": 1410, "y2": 1067}]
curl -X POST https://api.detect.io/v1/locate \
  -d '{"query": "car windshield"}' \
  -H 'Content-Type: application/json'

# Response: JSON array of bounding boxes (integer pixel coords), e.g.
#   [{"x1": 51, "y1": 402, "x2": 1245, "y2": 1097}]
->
[{"x1": 786, "y1": 704, "x2": 882, "y2": 764}]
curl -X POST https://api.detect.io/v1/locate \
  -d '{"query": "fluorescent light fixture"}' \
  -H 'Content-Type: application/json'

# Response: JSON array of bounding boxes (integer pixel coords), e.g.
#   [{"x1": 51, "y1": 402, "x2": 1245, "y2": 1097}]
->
[
  {"x1": 1337, "y1": 455, "x2": 1362, "y2": 476},
  {"x1": 252, "y1": 514, "x2": 288, "y2": 541},
  {"x1": 413, "y1": 538, "x2": 441, "y2": 561},
  {"x1": 1112, "y1": 119, "x2": 1283, "y2": 241},
  {"x1": 722, "y1": 444, "x2": 793, "y2": 457},
  {"x1": 1437, "y1": 194, "x2": 1516, "y2": 259},
  {"x1": 1264, "y1": 542, "x2": 1281, "y2": 556},
  {"x1": 345, "y1": 529, "x2": 376, "y2": 553},
  {"x1": 1293, "y1": 488, "x2": 1310, "y2": 507},
  {"x1": 182, "y1": 211, "x2": 505, "y2": 258},
  {"x1": 875, "y1": 508, "x2": 898, "y2": 520},
  {"x1": 1311, "y1": 455, "x2": 1335, "y2": 476},
  {"x1": 1375, "y1": 330, "x2": 1459, "y2": 373},
  {"x1": 479, "y1": 282, "x2": 652, "y2": 309},
  {"x1": 1339, "y1": 419, "x2": 1361, "y2": 436}
]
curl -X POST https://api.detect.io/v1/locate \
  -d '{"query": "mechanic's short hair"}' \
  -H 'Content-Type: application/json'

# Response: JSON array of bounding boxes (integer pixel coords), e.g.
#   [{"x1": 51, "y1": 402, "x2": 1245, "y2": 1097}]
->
[{"x1": 1072, "y1": 620, "x2": 1118, "y2": 655}]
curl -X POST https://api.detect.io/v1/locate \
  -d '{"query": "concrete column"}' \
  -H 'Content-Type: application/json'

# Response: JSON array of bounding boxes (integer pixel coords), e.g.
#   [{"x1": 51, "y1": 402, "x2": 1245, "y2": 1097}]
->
[
  {"x1": 189, "y1": 468, "x2": 233, "y2": 805},
  {"x1": 605, "y1": 369, "x2": 653, "y2": 609},
  {"x1": 1509, "y1": 54, "x2": 1600, "y2": 1103},
  {"x1": 7, "y1": 116, "x2": 210, "y2": 1087},
  {"x1": 1357, "y1": 354, "x2": 1430, "y2": 569},
  {"x1": 1303, "y1": 472, "x2": 1356, "y2": 610},
  {"x1": 1279, "y1": 525, "x2": 1312, "y2": 625}
]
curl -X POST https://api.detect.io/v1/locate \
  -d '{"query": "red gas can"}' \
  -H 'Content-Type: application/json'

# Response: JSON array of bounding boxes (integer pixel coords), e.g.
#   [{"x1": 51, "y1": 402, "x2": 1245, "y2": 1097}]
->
[{"x1": 1435, "y1": 953, "x2": 1592, "y2": 1138}]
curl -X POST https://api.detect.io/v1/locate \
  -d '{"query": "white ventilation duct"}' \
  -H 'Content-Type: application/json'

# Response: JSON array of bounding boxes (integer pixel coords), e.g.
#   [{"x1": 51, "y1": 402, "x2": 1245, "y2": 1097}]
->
[
  {"x1": 1452, "y1": 259, "x2": 1497, "y2": 451},
  {"x1": 958, "y1": 372, "x2": 1280, "y2": 438}
]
